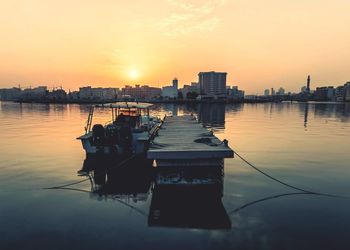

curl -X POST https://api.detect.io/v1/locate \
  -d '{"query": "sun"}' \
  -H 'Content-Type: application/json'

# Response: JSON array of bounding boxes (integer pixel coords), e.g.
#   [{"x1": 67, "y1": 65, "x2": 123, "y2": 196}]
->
[{"x1": 128, "y1": 68, "x2": 139, "y2": 80}]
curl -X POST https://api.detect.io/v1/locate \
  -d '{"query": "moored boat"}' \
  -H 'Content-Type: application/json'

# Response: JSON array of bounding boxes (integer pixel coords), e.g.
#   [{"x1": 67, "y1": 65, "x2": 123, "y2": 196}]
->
[{"x1": 77, "y1": 102, "x2": 161, "y2": 160}]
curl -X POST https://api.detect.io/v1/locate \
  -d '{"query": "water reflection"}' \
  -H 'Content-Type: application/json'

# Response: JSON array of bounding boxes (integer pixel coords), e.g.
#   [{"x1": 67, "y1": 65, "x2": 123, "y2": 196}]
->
[
  {"x1": 80, "y1": 156, "x2": 152, "y2": 202},
  {"x1": 149, "y1": 184, "x2": 231, "y2": 230},
  {"x1": 304, "y1": 103, "x2": 309, "y2": 128},
  {"x1": 2, "y1": 101, "x2": 350, "y2": 249},
  {"x1": 79, "y1": 156, "x2": 231, "y2": 229},
  {"x1": 313, "y1": 102, "x2": 350, "y2": 120},
  {"x1": 199, "y1": 103, "x2": 226, "y2": 129}
]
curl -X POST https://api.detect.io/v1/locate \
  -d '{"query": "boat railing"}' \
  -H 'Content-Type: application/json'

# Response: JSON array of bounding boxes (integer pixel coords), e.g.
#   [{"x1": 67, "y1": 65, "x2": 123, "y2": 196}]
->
[{"x1": 85, "y1": 107, "x2": 94, "y2": 134}]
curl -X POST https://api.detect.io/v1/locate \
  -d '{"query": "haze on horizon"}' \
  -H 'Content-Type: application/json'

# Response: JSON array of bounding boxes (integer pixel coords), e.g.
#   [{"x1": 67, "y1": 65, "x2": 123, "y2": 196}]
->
[{"x1": 1, "y1": 0, "x2": 350, "y2": 94}]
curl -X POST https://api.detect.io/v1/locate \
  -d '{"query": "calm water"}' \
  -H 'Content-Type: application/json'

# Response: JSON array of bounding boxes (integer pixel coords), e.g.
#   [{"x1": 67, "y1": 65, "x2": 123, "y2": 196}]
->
[{"x1": 1, "y1": 101, "x2": 350, "y2": 250}]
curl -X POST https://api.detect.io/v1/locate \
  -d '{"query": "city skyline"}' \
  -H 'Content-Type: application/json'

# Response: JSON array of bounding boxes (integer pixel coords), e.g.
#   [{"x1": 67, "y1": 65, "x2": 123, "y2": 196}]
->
[
  {"x1": 1, "y1": 1, "x2": 350, "y2": 93},
  {"x1": 2, "y1": 74, "x2": 349, "y2": 96}
]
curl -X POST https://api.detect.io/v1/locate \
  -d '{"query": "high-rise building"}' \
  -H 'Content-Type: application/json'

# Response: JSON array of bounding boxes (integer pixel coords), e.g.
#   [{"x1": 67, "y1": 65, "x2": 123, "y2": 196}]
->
[
  {"x1": 264, "y1": 89, "x2": 270, "y2": 96},
  {"x1": 277, "y1": 87, "x2": 285, "y2": 95},
  {"x1": 271, "y1": 88, "x2": 275, "y2": 95},
  {"x1": 172, "y1": 78, "x2": 178, "y2": 90},
  {"x1": 344, "y1": 82, "x2": 350, "y2": 102},
  {"x1": 198, "y1": 71, "x2": 227, "y2": 97},
  {"x1": 314, "y1": 86, "x2": 335, "y2": 101},
  {"x1": 335, "y1": 86, "x2": 345, "y2": 102}
]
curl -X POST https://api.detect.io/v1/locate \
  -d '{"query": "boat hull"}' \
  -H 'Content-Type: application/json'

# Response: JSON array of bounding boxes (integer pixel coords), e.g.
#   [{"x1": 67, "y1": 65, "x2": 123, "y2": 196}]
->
[{"x1": 79, "y1": 130, "x2": 151, "y2": 156}]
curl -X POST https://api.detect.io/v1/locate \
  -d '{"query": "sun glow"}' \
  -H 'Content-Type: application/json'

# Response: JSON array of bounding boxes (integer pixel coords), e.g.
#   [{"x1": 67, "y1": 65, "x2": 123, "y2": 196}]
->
[{"x1": 128, "y1": 68, "x2": 139, "y2": 80}]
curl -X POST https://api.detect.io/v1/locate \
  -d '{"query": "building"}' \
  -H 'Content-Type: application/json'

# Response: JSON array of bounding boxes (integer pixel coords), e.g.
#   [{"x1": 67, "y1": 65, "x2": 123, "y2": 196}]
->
[
  {"x1": 327, "y1": 87, "x2": 335, "y2": 101},
  {"x1": 79, "y1": 86, "x2": 118, "y2": 101},
  {"x1": 227, "y1": 86, "x2": 244, "y2": 101},
  {"x1": 198, "y1": 71, "x2": 227, "y2": 99},
  {"x1": 0, "y1": 87, "x2": 21, "y2": 101},
  {"x1": 314, "y1": 86, "x2": 335, "y2": 101},
  {"x1": 161, "y1": 78, "x2": 179, "y2": 99},
  {"x1": 277, "y1": 87, "x2": 285, "y2": 95},
  {"x1": 68, "y1": 91, "x2": 79, "y2": 101},
  {"x1": 264, "y1": 89, "x2": 270, "y2": 96},
  {"x1": 21, "y1": 86, "x2": 48, "y2": 101},
  {"x1": 47, "y1": 88, "x2": 67, "y2": 102},
  {"x1": 306, "y1": 75, "x2": 311, "y2": 93},
  {"x1": 172, "y1": 78, "x2": 178, "y2": 90},
  {"x1": 161, "y1": 86, "x2": 177, "y2": 99},
  {"x1": 181, "y1": 82, "x2": 199, "y2": 99},
  {"x1": 244, "y1": 95, "x2": 258, "y2": 101},
  {"x1": 271, "y1": 88, "x2": 275, "y2": 95},
  {"x1": 344, "y1": 82, "x2": 350, "y2": 102},
  {"x1": 335, "y1": 86, "x2": 344, "y2": 102},
  {"x1": 122, "y1": 85, "x2": 161, "y2": 99},
  {"x1": 79, "y1": 87, "x2": 93, "y2": 100}
]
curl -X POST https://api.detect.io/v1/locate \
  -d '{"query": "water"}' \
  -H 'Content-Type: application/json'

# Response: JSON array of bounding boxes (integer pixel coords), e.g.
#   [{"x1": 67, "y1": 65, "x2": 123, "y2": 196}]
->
[{"x1": 1, "y1": 101, "x2": 350, "y2": 250}]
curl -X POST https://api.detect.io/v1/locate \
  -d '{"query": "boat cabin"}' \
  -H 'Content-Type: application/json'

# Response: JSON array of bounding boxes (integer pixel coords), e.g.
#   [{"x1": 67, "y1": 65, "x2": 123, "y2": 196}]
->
[{"x1": 85, "y1": 102, "x2": 154, "y2": 132}]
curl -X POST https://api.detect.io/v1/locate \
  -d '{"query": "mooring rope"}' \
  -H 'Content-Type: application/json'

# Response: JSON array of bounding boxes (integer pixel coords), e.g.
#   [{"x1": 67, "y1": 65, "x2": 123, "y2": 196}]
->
[
  {"x1": 47, "y1": 186, "x2": 148, "y2": 217},
  {"x1": 233, "y1": 150, "x2": 347, "y2": 198},
  {"x1": 230, "y1": 192, "x2": 310, "y2": 214},
  {"x1": 44, "y1": 177, "x2": 93, "y2": 190},
  {"x1": 44, "y1": 154, "x2": 137, "y2": 190}
]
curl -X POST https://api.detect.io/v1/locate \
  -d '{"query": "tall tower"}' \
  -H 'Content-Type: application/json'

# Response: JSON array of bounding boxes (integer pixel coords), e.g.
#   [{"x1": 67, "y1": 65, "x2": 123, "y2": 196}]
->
[
  {"x1": 306, "y1": 75, "x2": 311, "y2": 93},
  {"x1": 172, "y1": 78, "x2": 178, "y2": 90}
]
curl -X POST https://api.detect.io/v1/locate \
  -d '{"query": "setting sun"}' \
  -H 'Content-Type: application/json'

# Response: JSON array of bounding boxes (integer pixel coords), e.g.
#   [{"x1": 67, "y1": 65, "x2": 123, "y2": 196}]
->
[{"x1": 129, "y1": 68, "x2": 139, "y2": 80}]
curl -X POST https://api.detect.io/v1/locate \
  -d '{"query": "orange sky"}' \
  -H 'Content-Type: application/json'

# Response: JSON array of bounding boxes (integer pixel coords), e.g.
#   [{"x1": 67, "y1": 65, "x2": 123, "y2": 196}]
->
[{"x1": 1, "y1": 0, "x2": 350, "y2": 93}]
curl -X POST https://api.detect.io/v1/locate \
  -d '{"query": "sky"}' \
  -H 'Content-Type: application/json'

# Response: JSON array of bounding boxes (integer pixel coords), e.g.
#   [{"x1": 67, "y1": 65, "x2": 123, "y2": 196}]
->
[{"x1": 1, "y1": 0, "x2": 350, "y2": 94}]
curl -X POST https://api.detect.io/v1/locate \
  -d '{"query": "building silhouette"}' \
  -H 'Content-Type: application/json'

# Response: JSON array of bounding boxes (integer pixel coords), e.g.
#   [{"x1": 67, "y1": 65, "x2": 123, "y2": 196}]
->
[
  {"x1": 306, "y1": 75, "x2": 311, "y2": 94},
  {"x1": 264, "y1": 89, "x2": 270, "y2": 96},
  {"x1": 161, "y1": 78, "x2": 179, "y2": 99},
  {"x1": 198, "y1": 71, "x2": 227, "y2": 99},
  {"x1": 172, "y1": 78, "x2": 178, "y2": 90},
  {"x1": 122, "y1": 85, "x2": 161, "y2": 99}
]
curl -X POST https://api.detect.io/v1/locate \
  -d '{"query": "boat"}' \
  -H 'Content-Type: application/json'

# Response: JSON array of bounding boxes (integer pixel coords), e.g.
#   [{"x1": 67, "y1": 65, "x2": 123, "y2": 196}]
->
[{"x1": 77, "y1": 102, "x2": 161, "y2": 160}]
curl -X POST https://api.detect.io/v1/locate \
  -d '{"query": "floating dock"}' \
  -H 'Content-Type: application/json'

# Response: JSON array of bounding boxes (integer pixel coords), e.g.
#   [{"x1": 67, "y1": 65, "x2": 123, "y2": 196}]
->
[
  {"x1": 147, "y1": 115, "x2": 233, "y2": 185},
  {"x1": 148, "y1": 115, "x2": 233, "y2": 163}
]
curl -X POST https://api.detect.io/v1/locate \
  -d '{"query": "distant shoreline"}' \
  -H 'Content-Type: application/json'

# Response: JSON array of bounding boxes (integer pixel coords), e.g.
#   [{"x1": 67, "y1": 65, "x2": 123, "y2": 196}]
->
[
  {"x1": 7, "y1": 99, "x2": 271, "y2": 104},
  {"x1": 1, "y1": 99, "x2": 348, "y2": 105}
]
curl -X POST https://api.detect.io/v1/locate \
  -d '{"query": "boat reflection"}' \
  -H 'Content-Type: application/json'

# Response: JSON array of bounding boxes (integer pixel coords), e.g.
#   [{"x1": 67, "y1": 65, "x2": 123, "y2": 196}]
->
[{"x1": 79, "y1": 156, "x2": 153, "y2": 202}]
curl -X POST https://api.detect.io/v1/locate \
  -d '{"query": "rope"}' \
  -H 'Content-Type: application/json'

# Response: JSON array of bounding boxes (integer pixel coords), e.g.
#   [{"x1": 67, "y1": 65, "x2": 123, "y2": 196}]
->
[
  {"x1": 233, "y1": 150, "x2": 346, "y2": 198},
  {"x1": 231, "y1": 192, "x2": 310, "y2": 214},
  {"x1": 48, "y1": 186, "x2": 148, "y2": 217},
  {"x1": 44, "y1": 177, "x2": 92, "y2": 190},
  {"x1": 44, "y1": 154, "x2": 137, "y2": 190}
]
